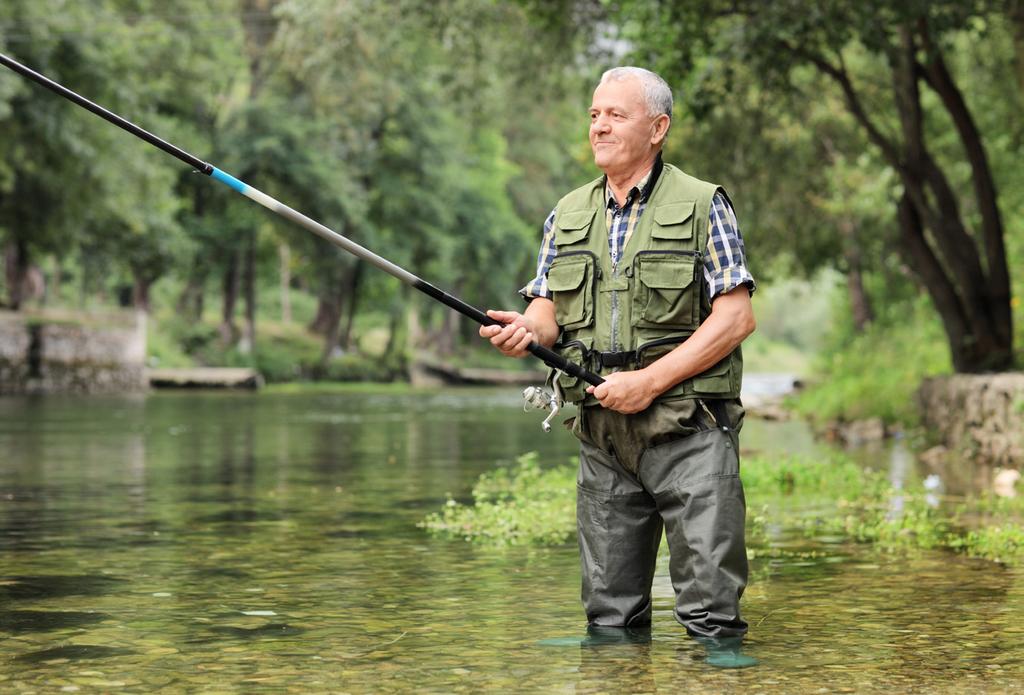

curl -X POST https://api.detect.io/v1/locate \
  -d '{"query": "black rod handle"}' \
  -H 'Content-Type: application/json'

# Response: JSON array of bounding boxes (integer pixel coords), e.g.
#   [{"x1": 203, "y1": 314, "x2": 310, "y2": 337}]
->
[{"x1": 414, "y1": 280, "x2": 604, "y2": 386}]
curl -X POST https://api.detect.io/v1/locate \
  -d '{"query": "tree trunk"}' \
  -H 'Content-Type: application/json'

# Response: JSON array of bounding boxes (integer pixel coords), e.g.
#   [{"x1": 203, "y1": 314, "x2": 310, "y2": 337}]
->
[
  {"x1": 338, "y1": 262, "x2": 364, "y2": 352},
  {"x1": 176, "y1": 270, "x2": 206, "y2": 322},
  {"x1": 4, "y1": 238, "x2": 28, "y2": 310},
  {"x1": 48, "y1": 255, "x2": 62, "y2": 306},
  {"x1": 178, "y1": 174, "x2": 209, "y2": 322},
  {"x1": 839, "y1": 219, "x2": 873, "y2": 333},
  {"x1": 239, "y1": 231, "x2": 256, "y2": 354},
  {"x1": 384, "y1": 304, "x2": 404, "y2": 360},
  {"x1": 406, "y1": 292, "x2": 424, "y2": 358},
  {"x1": 220, "y1": 250, "x2": 240, "y2": 345},
  {"x1": 278, "y1": 242, "x2": 292, "y2": 324},
  {"x1": 308, "y1": 294, "x2": 337, "y2": 335},
  {"x1": 318, "y1": 282, "x2": 345, "y2": 367},
  {"x1": 801, "y1": 30, "x2": 1014, "y2": 372},
  {"x1": 886, "y1": 29, "x2": 1012, "y2": 371},
  {"x1": 896, "y1": 193, "x2": 976, "y2": 372},
  {"x1": 915, "y1": 20, "x2": 1012, "y2": 353},
  {"x1": 131, "y1": 270, "x2": 152, "y2": 313}
]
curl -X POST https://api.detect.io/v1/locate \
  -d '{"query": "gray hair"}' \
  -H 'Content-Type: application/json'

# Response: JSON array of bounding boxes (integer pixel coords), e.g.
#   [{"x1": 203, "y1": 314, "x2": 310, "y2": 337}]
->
[{"x1": 600, "y1": 67, "x2": 673, "y2": 119}]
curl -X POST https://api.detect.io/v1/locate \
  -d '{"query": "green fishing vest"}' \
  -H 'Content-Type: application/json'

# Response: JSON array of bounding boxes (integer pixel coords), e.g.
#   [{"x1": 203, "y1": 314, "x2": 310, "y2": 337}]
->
[{"x1": 546, "y1": 162, "x2": 743, "y2": 405}]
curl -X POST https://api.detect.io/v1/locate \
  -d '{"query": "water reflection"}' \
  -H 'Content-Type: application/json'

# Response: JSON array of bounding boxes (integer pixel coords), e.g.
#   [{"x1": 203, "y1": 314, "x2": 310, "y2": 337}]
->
[
  {"x1": 0, "y1": 390, "x2": 1022, "y2": 692},
  {"x1": 0, "y1": 610, "x2": 110, "y2": 633}
]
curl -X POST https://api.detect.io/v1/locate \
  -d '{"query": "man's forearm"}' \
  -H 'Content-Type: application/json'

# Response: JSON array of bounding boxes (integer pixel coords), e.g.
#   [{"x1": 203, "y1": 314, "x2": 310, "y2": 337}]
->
[
  {"x1": 644, "y1": 288, "x2": 755, "y2": 396},
  {"x1": 523, "y1": 298, "x2": 560, "y2": 348}
]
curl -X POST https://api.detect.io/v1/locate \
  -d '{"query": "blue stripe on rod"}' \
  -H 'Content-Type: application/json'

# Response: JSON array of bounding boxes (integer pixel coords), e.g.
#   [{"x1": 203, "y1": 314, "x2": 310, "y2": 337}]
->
[{"x1": 211, "y1": 167, "x2": 247, "y2": 194}]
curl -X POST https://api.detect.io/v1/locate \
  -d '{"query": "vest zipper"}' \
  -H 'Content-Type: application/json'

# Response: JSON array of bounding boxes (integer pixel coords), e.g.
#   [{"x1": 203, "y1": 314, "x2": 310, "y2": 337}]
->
[
  {"x1": 610, "y1": 265, "x2": 620, "y2": 354},
  {"x1": 632, "y1": 249, "x2": 703, "y2": 260}
]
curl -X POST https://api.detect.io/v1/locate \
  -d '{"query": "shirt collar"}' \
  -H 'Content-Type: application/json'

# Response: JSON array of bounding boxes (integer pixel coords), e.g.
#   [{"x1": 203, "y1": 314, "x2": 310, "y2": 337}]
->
[{"x1": 604, "y1": 152, "x2": 664, "y2": 208}]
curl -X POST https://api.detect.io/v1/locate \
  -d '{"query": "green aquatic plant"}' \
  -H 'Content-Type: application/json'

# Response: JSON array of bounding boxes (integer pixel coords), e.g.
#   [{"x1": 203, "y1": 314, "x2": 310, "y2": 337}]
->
[
  {"x1": 807, "y1": 496, "x2": 952, "y2": 551},
  {"x1": 740, "y1": 452, "x2": 887, "y2": 500},
  {"x1": 422, "y1": 451, "x2": 889, "y2": 546},
  {"x1": 948, "y1": 492, "x2": 1024, "y2": 563},
  {"x1": 422, "y1": 450, "x2": 1024, "y2": 565},
  {"x1": 419, "y1": 452, "x2": 577, "y2": 546},
  {"x1": 949, "y1": 524, "x2": 1024, "y2": 564}
]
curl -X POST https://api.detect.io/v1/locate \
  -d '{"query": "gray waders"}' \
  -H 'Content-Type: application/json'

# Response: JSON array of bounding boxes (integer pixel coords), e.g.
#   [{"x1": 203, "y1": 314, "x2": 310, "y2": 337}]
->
[{"x1": 573, "y1": 399, "x2": 748, "y2": 638}]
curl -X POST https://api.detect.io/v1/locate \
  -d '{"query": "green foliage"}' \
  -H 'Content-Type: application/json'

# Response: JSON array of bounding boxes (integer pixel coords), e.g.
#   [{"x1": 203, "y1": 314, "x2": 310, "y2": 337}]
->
[
  {"x1": 423, "y1": 448, "x2": 1024, "y2": 565},
  {"x1": 421, "y1": 450, "x2": 886, "y2": 546},
  {"x1": 949, "y1": 525, "x2": 1024, "y2": 565},
  {"x1": 809, "y1": 496, "x2": 953, "y2": 551},
  {"x1": 318, "y1": 352, "x2": 404, "y2": 383},
  {"x1": 740, "y1": 452, "x2": 887, "y2": 501},
  {"x1": 419, "y1": 452, "x2": 577, "y2": 546},
  {"x1": 0, "y1": 0, "x2": 580, "y2": 367},
  {"x1": 743, "y1": 273, "x2": 838, "y2": 375},
  {"x1": 595, "y1": 0, "x2": 1021, "y2": 371},
  {"x1": 791, "y1": 296, "x2": 952, "y2": 426}
]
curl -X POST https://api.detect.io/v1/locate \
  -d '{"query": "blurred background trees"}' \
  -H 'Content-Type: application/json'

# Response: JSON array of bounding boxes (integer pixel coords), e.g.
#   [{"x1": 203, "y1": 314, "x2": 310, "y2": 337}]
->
[{"x1": 0, "y1": 0, "x2": 1020, "y2": 388}]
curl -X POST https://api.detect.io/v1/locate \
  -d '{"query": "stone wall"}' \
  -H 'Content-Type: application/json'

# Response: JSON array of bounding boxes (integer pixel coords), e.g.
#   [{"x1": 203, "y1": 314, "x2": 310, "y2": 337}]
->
[
  {"x1": 0, "y1": 310, "x2": 147, "y2": 394},
  {"x1": 917, "y1": 374, "x2": 1024, "y2": 467}
]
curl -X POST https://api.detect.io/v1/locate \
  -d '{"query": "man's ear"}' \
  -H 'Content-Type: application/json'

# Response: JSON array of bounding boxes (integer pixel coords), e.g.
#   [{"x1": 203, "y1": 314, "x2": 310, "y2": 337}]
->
[{"x1": 651, "y1": 114, "x2": 671, "y2": 145}]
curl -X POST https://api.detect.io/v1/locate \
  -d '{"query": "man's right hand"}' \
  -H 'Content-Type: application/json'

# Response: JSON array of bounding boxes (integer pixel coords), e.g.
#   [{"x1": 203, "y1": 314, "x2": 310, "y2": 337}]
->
[{"x1": 479, "y1": 310, "x2": 536, "y2": 358}]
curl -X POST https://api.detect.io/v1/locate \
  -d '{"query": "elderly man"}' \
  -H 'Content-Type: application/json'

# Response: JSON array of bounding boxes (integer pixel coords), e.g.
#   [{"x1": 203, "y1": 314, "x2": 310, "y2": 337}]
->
[{"x1": 480, "y1": 67, "x2": 756, "y2": 647}]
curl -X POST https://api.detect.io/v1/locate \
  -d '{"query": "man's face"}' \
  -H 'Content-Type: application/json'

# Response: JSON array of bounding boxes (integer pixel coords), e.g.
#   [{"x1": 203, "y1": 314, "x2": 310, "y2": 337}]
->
[{"x1": 589, "y1": 77, "x2": 663, "y2": 176}]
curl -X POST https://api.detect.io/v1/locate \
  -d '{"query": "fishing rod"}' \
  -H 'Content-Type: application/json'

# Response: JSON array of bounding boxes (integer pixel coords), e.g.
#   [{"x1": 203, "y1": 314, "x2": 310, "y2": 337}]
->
[{"x1": 0, "y1": 52, "x2": 604, "y2": 419}]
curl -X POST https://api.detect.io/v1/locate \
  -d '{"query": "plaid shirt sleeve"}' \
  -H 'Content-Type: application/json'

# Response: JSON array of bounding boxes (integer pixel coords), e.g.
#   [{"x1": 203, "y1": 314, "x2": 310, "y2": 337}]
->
[
  {"x1": 704, "y1": 192, "x2": 756, "y2": 300},
  {"x1": 518, "y1": 208, "x2": 558, "y2": 301}
]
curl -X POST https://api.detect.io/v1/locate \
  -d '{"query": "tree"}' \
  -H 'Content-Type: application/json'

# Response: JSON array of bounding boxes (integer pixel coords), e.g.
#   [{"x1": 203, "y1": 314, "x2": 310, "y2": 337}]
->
[{"x1": 605, "y1": 0, "x2": 1016, "y2": 372}]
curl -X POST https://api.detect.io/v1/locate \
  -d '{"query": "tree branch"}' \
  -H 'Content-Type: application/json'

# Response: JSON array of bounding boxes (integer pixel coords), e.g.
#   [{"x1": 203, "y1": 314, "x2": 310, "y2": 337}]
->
[
  {"x1": 784, "y1": 42, "x2": 902, "y2": 167},
  {"x1": 915, "y1": 18, "x2": 1011, "y2": 317}
]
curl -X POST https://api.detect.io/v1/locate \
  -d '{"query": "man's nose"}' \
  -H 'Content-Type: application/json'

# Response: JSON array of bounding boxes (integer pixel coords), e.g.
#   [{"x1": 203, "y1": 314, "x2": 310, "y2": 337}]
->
[{"x1": 591, "y1": 116, "x2": 610, "y2": 133}]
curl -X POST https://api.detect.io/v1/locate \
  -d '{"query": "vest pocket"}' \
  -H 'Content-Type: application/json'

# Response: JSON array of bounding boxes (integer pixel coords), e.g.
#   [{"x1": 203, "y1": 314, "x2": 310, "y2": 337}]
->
[
  {"x1": 652, "y1": 201, "x2": 695, "y2": 240},
  {"x1": 554, "y1": 209, "x2": 596, "y2": 246},
  {"x1": 691, "y1": 356, "x2": 734, "y2": 395},
  {"x1": 632, "y1": 252, "x2": 700, "y2": 329},
  {"x1": 553, "y1": 337, "x2": 592, "y2": 403},
  {"x1": 636, "y1": 334, "x2": 688, "y2": 369},
  {"x1": 547, "y1": 253, "x2": 595, "y2": 330}
]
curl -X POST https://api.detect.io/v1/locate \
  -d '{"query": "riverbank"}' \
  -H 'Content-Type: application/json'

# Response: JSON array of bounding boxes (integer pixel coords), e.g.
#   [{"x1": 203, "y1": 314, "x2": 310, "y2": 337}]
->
[{"x1": 0, "y1": 309, "x2": 146, "y2": 394}]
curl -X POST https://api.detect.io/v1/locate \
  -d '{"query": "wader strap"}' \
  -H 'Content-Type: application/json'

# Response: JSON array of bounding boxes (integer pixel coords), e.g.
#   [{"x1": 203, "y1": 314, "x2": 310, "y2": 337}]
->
[{"x1": 705, "y1": 398, "x2": 732, "y2": 431}]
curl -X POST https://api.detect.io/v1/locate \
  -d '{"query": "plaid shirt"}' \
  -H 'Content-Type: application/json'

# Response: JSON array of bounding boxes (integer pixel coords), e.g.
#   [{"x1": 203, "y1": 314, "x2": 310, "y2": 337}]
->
[{"x1": 520, "y1": 173, "x2": 755, "y2": 302}]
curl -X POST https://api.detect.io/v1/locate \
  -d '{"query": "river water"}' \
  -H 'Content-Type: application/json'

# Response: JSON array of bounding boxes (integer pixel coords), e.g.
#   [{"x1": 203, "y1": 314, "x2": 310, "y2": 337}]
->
[{"x1": 1, "y1": 388, "x2": 1023, "y2": 693}]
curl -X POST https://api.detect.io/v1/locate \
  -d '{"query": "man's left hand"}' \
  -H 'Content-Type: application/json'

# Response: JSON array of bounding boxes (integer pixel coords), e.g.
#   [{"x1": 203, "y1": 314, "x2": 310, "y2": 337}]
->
[{"x1": 586, "y1": 370, "x2": 659, "y2": 414}]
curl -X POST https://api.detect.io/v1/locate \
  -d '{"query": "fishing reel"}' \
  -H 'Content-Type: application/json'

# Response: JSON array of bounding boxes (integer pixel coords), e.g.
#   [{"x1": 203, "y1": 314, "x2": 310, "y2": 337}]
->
[{"x1": 523, "y1": 371, "x2": 564, "y2": 432}]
